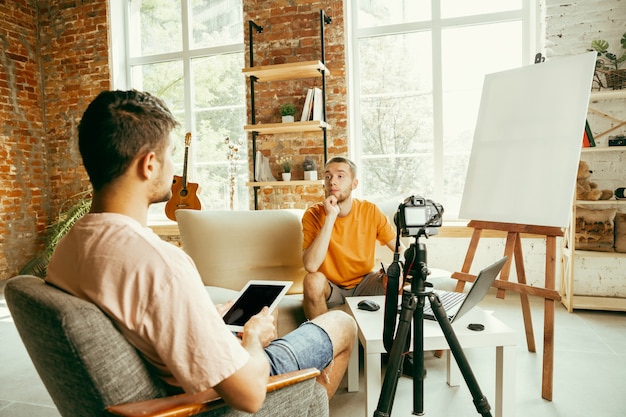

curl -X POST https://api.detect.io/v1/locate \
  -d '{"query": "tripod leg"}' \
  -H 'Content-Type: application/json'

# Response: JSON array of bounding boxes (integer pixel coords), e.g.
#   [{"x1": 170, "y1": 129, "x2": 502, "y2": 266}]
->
[
  {"x1": 429, "y1": 293, "x2": 493, "y2": 417},
  {"x1": 374, "y1": 293, "x2": 417, "y2": 417},
  {"x1": 413, "y1": 296, "x2": 425, "y2": 415}
]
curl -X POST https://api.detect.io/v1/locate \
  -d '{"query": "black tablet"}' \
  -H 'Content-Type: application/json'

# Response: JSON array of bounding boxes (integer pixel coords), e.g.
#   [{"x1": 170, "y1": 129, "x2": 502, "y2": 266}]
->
[{"x1": 222, "y1": 280, "x2": 292, "y2": 332}]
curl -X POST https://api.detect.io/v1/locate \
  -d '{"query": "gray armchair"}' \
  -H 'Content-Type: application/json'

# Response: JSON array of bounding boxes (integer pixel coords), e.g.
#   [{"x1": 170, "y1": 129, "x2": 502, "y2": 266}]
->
[{"x1": 5, "y1": 275, "x2": 328, "y2": 417}]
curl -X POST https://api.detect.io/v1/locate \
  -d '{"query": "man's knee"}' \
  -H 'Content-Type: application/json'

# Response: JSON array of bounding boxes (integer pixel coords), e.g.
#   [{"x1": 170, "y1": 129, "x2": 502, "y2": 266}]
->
[
  {"x1": 303, "y1": 272, "x2": 329, "y2": 297},
  {"x1": 312, "y1": 310, "x2": 356, "y2": 347}
]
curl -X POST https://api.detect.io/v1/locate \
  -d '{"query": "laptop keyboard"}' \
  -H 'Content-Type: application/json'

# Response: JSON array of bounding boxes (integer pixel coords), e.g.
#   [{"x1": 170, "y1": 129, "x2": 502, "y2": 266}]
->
[{"x1": 423, "y1": 290, "x2": 465, "y2": 317}]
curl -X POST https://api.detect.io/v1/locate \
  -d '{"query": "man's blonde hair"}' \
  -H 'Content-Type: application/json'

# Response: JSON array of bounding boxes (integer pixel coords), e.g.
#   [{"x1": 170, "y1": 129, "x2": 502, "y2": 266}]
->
[{"x1": 325, "y1": 156, "x2": 357, "y2": 178}]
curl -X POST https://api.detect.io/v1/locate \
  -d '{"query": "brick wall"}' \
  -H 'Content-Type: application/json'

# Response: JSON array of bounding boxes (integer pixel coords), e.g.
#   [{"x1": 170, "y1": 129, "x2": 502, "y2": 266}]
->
[
  {"x1": 243, "y1": 0, "x2": 346, "y2": 209},
  {"x1": 1, "y1": 0, "x2": 625, "y2": 280},
  {"x1": 0, "y1": 1, "x2": 46, "y2": 280},
  {"x1": 0, "y1": 0, "x2": 109, "y2": 281}
]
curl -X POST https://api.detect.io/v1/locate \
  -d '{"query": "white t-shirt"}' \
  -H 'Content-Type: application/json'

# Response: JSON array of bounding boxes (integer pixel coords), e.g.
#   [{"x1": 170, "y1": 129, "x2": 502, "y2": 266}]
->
[{"x1": 46, "y1": 213, "x2": 249, "y2": 393}]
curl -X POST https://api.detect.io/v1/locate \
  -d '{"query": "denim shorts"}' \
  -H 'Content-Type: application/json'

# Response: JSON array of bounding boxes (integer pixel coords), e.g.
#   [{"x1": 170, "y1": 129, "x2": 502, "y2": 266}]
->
[{"x1": 264, "y1": 321, "x2": 334, "y2": 375}]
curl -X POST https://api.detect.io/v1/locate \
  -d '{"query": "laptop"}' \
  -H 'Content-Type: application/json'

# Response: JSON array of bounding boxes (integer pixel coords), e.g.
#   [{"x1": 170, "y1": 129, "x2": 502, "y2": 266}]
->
[{"x1": 423, "y1": 256, "x2": 508, "y2": 322}]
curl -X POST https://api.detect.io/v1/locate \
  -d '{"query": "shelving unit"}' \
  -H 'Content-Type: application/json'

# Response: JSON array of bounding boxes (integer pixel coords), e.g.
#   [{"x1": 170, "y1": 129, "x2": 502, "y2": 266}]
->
[
  {"x1": 243, "y1": 11, "x2": 331, "y2": 209},
  {"x1": 559, "y1": 145, "x2": 626, "y2": 312},
  {"x1": 587, "y1": 89, "x2": 626, "y2": 140}
]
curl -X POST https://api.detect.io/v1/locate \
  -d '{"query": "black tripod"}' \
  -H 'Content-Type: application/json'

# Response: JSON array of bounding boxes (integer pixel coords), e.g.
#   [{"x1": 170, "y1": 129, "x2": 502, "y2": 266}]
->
[{"x1": 375, "y1": 230, "x2": 493, "y2": 417}]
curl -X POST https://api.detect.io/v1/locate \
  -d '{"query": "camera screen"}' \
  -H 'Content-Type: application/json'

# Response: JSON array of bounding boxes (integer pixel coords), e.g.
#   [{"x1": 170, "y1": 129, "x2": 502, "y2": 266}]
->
[{"x1": 404, "y1": 206, "x2": 427, "y2": 227}]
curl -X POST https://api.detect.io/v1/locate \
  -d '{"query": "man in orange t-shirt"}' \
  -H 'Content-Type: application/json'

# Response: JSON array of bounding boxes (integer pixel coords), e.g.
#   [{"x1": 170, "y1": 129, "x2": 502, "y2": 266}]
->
[{"x1": 302, "y1": 157, "x2": 397, "y2": 319}]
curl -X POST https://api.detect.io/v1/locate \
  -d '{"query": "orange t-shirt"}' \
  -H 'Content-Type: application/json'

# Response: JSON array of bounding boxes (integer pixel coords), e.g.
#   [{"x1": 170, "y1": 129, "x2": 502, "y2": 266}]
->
[{"x1": 302, "y1": 199, "x2": 395, "y2": 288}]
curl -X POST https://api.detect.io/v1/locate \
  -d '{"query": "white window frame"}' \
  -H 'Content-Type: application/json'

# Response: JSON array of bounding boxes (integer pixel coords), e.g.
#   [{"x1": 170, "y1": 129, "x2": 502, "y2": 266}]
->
[
  {"x1": 109, "y1": 0, "x2": 246, "y2": 221},
  {"x1": 346, "y1": 0, "x2": 540, "y2": 220}
]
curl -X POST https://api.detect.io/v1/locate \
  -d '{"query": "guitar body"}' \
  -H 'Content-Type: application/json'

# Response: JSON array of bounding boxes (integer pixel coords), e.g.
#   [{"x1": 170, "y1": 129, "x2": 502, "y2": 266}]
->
[
  {"x1": 165, "y1": 175, "x2": 202, "y2": 221},
  {"x1": 165, "y1": 133, "x2": 202, "y2": 221}
]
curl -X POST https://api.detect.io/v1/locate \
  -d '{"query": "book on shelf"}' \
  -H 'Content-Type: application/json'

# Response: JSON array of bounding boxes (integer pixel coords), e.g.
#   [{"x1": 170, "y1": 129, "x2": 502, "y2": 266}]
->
[
  {"x1": 582, "y1": 120, "x2": 596, "y2": 147},
  {"x1": 300, "y1": 87, "x2": 324, "y2": 122},
  {"x1": 312, "y1": 87, "x2": 323, "y2": 121},
  {"x1": 300, "y1": 88, "x2": 314, "y2": 121}
]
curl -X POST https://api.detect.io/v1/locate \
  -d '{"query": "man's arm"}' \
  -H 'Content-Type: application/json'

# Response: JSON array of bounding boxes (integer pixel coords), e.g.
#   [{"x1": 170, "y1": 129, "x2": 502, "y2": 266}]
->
[
  {"x1": 213, "y1": 308, "x2": 275, "y2": 413},
  {"x1": 302, "y1": 197, "x2": 339, "y2": 272},
  {"x1": 302, "y1": 215, "x2": 335, "y2": 272}
]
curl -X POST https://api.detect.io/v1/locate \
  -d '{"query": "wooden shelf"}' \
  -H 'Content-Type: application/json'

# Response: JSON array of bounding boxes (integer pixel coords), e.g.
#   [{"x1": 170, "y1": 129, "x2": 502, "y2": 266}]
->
[
  {"x1": 590, "y1": 89, "x2": 626, "y2": 101},
  {"x1": 562, "y1": 294, "x2": 626, "y2": 312},
  {"x1": 560, "y1": 132, "x2": 626, "y2": 312},
  {"x1": 246, "y1": 12, "x2": 331, "y2": 209},
  {"x1": 574, "y1": 199, "x2": 626, "y2": 206},
  {"x1": 582, "y1": 146, "x2": 626, "y2": 153},
  {"x1": 570, "y1": 249, "x2": 626, "y2": 258},
  {"x1": 242, "y1": 61, "x2": 330, "y2": 82},
  {"x1": 244, "y1": 120, "x2": 330, "y2": 134},
  {"x1": 246, "y1": 180, "x2": 323, "y2": 187}
]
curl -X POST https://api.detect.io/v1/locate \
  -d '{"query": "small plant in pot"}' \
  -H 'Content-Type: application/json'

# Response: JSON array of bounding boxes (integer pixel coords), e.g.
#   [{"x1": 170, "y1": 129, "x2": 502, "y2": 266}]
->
[
  {"x1": 302, "y1": 156, "x2": 318, "y2": 180},
  {"x1": 19, "y1": 190, "x2": 92, "y2": 277},
  {"x1": 277, "y1": 157, "x2": 292, "y2": 181},
  {"x1": 591, "y1": 32, "x2": 626, "y2": 89},
  {"x1": 280, "y1": 103, "x2": 297, "y2": 123}
]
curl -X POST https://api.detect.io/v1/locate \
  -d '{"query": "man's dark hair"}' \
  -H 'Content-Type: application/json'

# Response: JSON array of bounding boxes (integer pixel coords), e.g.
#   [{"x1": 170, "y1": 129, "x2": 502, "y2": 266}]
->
[{"x1": 78, "y1": 90, "x2": 179, "y2": 190}]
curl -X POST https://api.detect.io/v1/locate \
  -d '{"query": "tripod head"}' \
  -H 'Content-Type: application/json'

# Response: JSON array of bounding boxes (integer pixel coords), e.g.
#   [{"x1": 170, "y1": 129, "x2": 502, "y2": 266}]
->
[{"x1": 403, "y1": 233, "x2": 431, "y2": 294}]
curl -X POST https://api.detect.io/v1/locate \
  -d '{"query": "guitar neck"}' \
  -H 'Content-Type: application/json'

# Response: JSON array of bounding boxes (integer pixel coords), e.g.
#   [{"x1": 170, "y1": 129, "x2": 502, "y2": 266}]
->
[{"x1": 181, "y1": 146, "x2": 189, "y2": 189}]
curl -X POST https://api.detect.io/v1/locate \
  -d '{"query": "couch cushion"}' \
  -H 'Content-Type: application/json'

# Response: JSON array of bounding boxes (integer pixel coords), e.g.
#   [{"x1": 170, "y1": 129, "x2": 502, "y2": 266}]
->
[{"x1": 177, "y1": 209, "x2": 306, "y2": 294}]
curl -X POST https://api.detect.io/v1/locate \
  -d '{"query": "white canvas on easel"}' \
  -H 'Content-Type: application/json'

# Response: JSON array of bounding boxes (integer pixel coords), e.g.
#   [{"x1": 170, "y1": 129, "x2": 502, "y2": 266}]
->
[
  {"x1": 454, "y1": 52, "x2": 598, "y2": 401},
  {"x1": 459, "y1": 51, "x2": 597, "y2": 228}
]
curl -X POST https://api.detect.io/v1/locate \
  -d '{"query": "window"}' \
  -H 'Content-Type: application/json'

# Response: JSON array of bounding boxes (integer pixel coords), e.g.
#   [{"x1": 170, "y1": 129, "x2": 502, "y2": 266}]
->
[
  {"x1": 349, "y1": 0, "x2": 536, "y2": 220},
  {"x1": 110, "y1": 0, "x2": 248, "y2": 220}
]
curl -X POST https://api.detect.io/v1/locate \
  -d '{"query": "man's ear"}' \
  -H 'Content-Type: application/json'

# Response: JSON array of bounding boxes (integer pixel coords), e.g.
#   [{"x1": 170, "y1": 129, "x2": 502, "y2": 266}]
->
[
  {"x1": 352, "y1": 178, "x2": 359, "y2": 190},
  {"x1": 138, "y1": 151, "x2": 157, "y2": 181}
]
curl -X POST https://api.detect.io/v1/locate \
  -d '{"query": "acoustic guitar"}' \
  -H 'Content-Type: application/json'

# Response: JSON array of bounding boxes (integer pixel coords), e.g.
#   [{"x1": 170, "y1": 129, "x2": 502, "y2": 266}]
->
[{"x1": 165, "y1": 132, "x2": 202, "y2": 221}]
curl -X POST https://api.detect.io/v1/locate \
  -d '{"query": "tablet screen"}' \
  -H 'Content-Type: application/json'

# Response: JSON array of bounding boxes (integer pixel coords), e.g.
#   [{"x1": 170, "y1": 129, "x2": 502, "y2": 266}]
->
[{"x1": 222, "y1": 281, "x2": 291, "y2": 330}]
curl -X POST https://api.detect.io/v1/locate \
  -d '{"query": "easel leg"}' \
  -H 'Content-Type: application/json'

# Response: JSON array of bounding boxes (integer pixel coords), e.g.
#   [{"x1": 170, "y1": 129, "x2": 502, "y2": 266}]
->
[
  {"x1": 513, "y1": 233, "x2": 536, "y2": 353},
  {"x1": 542, "y1": 236, "x2": 557, "y2": 401},
  {"x1": 452, "y1": 221, "x2": 561, "y2": 401},
  {"x1": 495, "y1": 232, "x2": 516, "y2": 299},
  {"x1": 455, "y1": 228, "x2": 483, "y2": 292},
  {"x1": 495, "y1": 232, "x2": 537, "y2": 353}
]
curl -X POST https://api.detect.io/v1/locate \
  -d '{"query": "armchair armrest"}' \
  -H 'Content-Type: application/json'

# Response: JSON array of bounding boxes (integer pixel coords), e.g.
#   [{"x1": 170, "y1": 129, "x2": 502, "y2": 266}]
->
[{"x1": 106, "y1": 368, "x2": 321, "y2": 417}]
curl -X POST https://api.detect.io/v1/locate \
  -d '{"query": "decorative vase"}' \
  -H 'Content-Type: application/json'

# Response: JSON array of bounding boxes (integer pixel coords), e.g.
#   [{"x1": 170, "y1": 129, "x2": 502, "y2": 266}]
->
[
  {"x1": 282, "y1": 115, "x2": 294, "y2": 123},
  {"x1": 304, "y1": 170, "x2": 318, "y2": 181},
  {"x1": 282, "y1": 172, "x2": 291, "y2": 181}
]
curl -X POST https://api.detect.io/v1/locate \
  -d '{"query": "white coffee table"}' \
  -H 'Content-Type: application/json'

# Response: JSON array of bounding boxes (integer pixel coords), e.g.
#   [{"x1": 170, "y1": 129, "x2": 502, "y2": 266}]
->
[{"x1": 345, "y1": 295, "x2": 516, "y2": 417}]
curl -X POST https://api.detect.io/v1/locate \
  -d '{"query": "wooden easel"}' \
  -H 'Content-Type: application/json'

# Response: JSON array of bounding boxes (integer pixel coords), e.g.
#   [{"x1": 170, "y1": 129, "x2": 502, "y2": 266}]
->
[{"x1": 451, "y1": 220, "x2": 562, "y2": 401}]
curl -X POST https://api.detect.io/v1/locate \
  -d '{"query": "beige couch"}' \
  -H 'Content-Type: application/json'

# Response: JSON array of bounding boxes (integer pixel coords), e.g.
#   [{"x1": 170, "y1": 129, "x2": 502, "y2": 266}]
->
[
  {"x1": 175, "y1": 205, "x2": 455, "y2": 336},
  {"x1": 176, "y1": 209, "x2": 307, "y2": 335}
]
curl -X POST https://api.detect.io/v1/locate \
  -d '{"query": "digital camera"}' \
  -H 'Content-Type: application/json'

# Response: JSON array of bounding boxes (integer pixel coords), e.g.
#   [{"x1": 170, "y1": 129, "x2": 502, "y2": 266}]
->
[{"x1": 395, "y1": 195, "x2": 444, "y2": 237}]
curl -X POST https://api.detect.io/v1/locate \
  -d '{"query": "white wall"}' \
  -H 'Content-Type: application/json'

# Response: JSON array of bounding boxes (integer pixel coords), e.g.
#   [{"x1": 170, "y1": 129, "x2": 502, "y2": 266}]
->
[{"x1": 428, "y1": 1, "x2": 626, "y2": 292}]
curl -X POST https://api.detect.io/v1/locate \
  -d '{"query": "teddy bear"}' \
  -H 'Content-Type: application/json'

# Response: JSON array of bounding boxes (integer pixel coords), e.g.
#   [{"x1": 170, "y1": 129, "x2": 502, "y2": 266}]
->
[{"x1": 576, "y1": 160, "x2": 613, "y2": 200}]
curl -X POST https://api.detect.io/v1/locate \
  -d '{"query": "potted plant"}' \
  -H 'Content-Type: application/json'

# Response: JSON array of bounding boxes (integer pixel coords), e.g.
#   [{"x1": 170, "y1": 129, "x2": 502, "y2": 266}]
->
[
  {"x1": 302, "y1": 156, "x2": 318, "y2": 180},
  {"x1": 19, "y1": 190, "x2": 92, "y2": 277},
  {"x1": 277, "y1": 157, "x2": 292, "y2": 181},
  {"x1": 591, "y1": 32, "x2": 626, "y2": 89},
  {"x1": 279, "y1": 103, "x2": 297, "y2": 123}
]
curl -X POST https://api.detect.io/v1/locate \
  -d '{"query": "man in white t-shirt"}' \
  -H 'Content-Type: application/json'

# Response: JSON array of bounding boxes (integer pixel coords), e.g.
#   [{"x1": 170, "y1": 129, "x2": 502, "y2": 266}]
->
[{"x1": 46, "y1": 90, "x2": 356, "y2": 413}]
